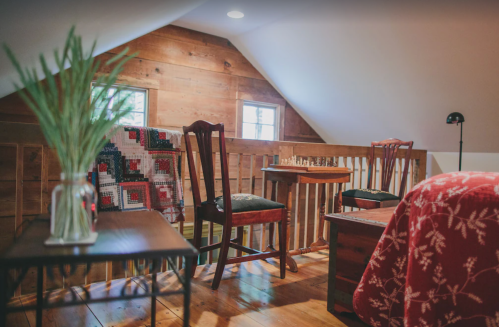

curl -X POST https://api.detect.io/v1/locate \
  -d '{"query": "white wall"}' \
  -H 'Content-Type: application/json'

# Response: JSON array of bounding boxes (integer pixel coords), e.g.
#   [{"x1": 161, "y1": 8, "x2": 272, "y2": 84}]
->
[
  {"x1": 232, "y1": 2, "x2": 499, "y2": 153},
  {"x1": 427, "y1": 152, "x2": 499, "y2": 177}
]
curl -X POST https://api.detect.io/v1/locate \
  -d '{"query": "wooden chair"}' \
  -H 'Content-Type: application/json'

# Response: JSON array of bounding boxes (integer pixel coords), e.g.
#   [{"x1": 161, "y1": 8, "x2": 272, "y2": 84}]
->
[
  {"x1": 334, "y1": 139, "x2": 413, "y2": 212},
  {"x1": 183, "y1": 120, "x2": 287, "y2": 290}
]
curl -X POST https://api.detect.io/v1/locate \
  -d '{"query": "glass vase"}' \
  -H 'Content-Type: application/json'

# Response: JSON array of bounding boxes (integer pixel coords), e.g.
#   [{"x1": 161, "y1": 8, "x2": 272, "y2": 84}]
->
[{"x1": 47, "y1": 172, "x2": 98, "y2": 245}]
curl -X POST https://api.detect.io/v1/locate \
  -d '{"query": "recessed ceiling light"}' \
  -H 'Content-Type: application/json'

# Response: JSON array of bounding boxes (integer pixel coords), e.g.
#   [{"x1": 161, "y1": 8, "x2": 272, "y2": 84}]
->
[{"x1": 227, "y1": 11, "x2": 244, "y2": 19}]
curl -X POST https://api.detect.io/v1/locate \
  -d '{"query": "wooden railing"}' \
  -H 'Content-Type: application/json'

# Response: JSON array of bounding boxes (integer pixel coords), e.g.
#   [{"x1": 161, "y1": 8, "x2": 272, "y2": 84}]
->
[
  {"x1": 180, "y1": 135, "x2": 426, "y2": 257},
  {"x1": 0, "y1": 122, "x2": 427, "y2": 295}
]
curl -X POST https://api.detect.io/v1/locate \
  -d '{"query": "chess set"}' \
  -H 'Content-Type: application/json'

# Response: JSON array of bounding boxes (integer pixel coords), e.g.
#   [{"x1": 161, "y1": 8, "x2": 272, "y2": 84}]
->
[{"x1": 270, "y1": 156, "x2": 350, "y2": 172}]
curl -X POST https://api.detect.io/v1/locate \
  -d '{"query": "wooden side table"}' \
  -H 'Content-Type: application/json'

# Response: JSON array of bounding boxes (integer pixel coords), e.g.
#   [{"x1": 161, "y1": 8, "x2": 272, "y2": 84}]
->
[
  {"x1": 325, "y1": 207, "x2": 393, "y2": 313},
  {"x1": 261, "y1": 168, "x2": 351, "y2": 272},
  {"x1": 0, "y1": 211, "x2": 198, "y2": 327}
]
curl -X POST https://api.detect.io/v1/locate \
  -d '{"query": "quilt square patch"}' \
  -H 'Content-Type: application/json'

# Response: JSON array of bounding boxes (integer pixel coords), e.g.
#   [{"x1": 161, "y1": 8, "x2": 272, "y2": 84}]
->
[
  {"x1": 144, "y1": 129, "x2": 175, "y2": 150},
  {"x1": 149, "y1": 179, "x2": 178, "y2": 209},
  {"x1": 119, "y1": 182, "x2": 151, "y2": 211},
  {"x1": 162, "y1": 206, "x2": 185, "y2": 223},
  {"x1": 97, "y1": 151, "x2": 122, "y2": 184},
  {"x1": 122, "y1": 154, "x2": 146, "y2": 180},
  {"x1": 149, "y1": 151, "x2": 176, "y2": 178},
  {"x1": 98, "y1": 183, "x2": 120, "y2": 211},
  {"x1": 114, "y1": 127, "x2": 142, "y2": 149}
]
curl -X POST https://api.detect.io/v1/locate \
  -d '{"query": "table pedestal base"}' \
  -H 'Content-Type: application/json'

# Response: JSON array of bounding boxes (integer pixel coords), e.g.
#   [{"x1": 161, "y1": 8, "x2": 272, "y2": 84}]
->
[
  {"x1": 266, "y1": 245, "x2": 299, "y2": 273},
  {"x1": 267, "y1": 236, "x2": 329, "y2": 272}
]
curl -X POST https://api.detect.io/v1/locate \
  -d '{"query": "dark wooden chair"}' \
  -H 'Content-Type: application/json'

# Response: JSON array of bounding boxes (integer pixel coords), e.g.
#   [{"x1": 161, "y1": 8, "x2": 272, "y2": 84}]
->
[
  {"x1": 334, "y1": 139, "x2": 414, "y2": 212},
  {"x1": 183, "y1": 120, "x2": 287, "y2": 290}
]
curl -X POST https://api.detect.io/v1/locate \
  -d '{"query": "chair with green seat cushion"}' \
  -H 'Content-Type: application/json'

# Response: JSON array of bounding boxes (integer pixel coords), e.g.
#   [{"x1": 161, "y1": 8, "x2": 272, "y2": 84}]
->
[
  {"x1": 184, "y1": 120, "x2": 287, "y2": 291},
  {"x1": 334, "y1": 139, "x2": 414, "y2": 212}
]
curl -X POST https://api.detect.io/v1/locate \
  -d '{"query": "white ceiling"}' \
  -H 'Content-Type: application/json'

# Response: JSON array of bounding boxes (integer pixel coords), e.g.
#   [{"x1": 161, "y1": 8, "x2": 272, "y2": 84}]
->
[
  {"x1": 178, "y1": 1, "x2": 499, "y2": 152},
  {"x1": 173, "y1": 0, "x2": 317, "y2": 38},
  {"x1": 0, "y1": 0, "x2": 206, "y2": 99}
]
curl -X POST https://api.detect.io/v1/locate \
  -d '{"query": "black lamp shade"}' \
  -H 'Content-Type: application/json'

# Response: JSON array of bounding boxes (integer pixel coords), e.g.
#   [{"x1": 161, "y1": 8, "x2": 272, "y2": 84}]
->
[{"x1": 446, "y1": 112, "x2": 465, "y2": 124}]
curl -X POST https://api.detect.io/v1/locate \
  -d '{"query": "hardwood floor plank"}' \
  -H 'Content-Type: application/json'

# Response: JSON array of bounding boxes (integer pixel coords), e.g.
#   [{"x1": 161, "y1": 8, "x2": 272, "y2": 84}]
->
[
  {"x1": 6, "y1": 297, "x2": 30, "y2": 327},
  {"x1": 20, "y1": 289, "x2": 102, "y2": 327},
  {"x1": 15, "y1": 253, "x2": 366, "y2": 327},
  {"x1": 133, "y1": 274, "x2": 264, "y2": 327},
  {"x1": 192, "y1": 254, "x2": 348, "y2": 327},
  {"x1": 76, "y1": 279, "x2": 178, "y2": 327}
]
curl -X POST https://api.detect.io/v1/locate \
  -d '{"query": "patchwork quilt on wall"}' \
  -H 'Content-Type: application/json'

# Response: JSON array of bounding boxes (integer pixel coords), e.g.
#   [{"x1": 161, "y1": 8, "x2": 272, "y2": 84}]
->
[{"x1": 88, "y1": 126, "x2": 184, "y2": 222}]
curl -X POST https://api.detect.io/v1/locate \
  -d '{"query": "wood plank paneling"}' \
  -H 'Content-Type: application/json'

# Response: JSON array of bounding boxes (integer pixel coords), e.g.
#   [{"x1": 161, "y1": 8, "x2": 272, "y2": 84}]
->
[
  {"x1": 156, "y1": 90, "x2": 237, "y2": 135},
  {"x1": 0, "y1": 92, "x2": 36, "y2": 121},
  {"x1": 237, "y1": 76, "x2": 286, "y2": 105},
  {"x1": 0, "y1": 146, "x2": 17, "y2": 181},
  {"x1": 151, "y1": 25, "x2": 240, "y2": 53},
  {"x1": 98, "y1": 53, "x2": 238, "y2": 100},
  {"x1": 0, "y1": 181, "x2": 16, "y2": 217},
  {"x1": 108, "y1": 32, "x2": 265, "y2": 80},
  {"x1": 283, "y1": 104, "x2": 324, "y2": 143}
]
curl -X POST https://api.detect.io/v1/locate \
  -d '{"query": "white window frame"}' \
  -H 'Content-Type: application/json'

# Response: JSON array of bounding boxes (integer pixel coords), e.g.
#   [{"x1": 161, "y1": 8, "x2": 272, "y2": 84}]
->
[
  {"x1": 241, "y1": 100, "x2": 280, "y2": 141},
  {"x1": 91, "y1": 83, "x2": 149, "y2": 127}
]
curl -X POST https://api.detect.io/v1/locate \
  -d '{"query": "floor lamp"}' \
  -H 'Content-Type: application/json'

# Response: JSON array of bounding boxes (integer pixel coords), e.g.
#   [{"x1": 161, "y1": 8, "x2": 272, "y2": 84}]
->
[{"x1": 446, "y1": 112, "x2": 465, "y2": 171}]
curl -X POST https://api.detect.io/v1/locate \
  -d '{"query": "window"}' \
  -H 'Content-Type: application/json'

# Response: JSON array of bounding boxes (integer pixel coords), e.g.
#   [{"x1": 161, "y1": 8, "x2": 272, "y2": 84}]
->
[
  {"x1": 242, "y1": 102, "x2": 277, "y2": 141},
  {"x1": 91, "y1": 84, "x2": 148, "y2": 127}
]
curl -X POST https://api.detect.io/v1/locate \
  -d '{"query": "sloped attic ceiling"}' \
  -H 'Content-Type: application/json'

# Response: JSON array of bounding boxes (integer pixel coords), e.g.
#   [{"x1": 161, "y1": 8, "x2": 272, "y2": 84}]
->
[
  {"x1": 2, "y1": 1, "x2": 499, "y2": 153},
  {"x1": 0, "y1": 0, "x2": 207, "y2": 99},
  {"x1": 177, "y1": 1, "x2": 499, "y2": 153}
]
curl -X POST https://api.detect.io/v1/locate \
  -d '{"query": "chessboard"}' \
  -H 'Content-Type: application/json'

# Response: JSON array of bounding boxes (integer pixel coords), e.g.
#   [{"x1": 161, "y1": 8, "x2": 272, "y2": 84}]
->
[{"x1": 269, "y1": 165, "x2": 350, "y2": 172}]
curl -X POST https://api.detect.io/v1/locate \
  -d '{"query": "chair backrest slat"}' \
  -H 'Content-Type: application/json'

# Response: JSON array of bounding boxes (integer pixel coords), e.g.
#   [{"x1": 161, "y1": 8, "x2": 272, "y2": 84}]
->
[
  {"x1": 183, "y1": 120, "x2": 232, "y2": 217},
  {"x1": 367, "y1": 138, "x2": 414, "y2": 198}
]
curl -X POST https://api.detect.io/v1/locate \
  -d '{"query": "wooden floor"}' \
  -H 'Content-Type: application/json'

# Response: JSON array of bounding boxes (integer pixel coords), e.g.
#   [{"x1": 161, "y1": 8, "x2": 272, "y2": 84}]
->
[{"x1": 7, "y1": 252, "x2": 366, "y2": 327}]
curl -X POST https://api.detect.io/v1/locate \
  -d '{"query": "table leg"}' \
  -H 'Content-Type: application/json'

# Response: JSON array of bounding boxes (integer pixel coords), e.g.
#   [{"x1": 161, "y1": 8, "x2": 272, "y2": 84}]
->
[
  {"x1": 327, "y1": 222, "x2": 339, "y2": 314},
  {"x1": 183, "y1": 257, "x2": 192, "y2": 327},
  {"x1": 311, "y1": 183, "x2": 329, "y2": 247},
  {"x1": 0, "y1": 269, "x2": 6, "y2": 327},
  {"x1": 337, "y1": 183, "x2": 343, "y2": 213},
  {"x1": 151, "y1": 260, "x2": 158, "y2": 327},
  {"x1": 285, "y1": 183, "x2": 298, "y2": 273},
  {"x1": 266, "y1": 181, "x2": 277, "y2": 252},
  {"x1": 36, "y1": 265, "x2": 43, "y2": 327}
]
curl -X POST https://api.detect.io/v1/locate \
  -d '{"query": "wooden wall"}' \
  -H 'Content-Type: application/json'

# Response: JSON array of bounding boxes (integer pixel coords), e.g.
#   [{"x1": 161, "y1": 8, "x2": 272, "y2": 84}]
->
[
  {"x1": 0, "y1": 25, "x2": 323, "y2": 142},
  {"x1": 0, "y1": 24, "x2": 323, "y2": 264}
]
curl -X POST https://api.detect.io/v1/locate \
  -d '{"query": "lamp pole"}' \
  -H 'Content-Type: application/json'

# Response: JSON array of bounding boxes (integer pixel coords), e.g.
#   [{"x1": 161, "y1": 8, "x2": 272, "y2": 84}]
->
[
  {"x1": 446, "y1": 112, "x2": 465, "y2": 172},
  {"x1": 458, "y1": 122, "x2": 463, "y2": 171}
]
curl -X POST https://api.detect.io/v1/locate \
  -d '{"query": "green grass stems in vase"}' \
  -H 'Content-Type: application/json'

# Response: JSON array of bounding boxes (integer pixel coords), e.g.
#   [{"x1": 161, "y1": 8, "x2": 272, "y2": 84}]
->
[{"x1": 4, "y1": 26, "x2": 137, "y2": 244}]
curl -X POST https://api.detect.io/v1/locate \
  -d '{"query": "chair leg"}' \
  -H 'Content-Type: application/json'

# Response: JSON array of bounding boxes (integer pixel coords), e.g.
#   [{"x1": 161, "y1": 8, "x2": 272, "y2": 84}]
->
[
  {"x1": 191, "y1": 216, "x2": 203, "y2": 278},
  {"x1": 278, "y1": 220, "x2": 286, "y2": 279},
  {"x1": 236, "y1": 226, "x2": 244, "y2": 257},
  {"x1": 268, "y1": 222, "x2": 275, "y2": 250},
  {"x1": 212, "y1": 225, "x2": 232, "y2": 290},
  {"x1": 333, "y1": 194, "x2": 339, "y2": 213}
]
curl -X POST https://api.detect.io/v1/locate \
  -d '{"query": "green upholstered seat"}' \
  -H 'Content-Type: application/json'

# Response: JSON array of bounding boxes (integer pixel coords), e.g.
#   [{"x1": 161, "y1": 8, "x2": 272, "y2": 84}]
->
[
  {"x1": 212, "y1": 193, "x2": 285, "y2": 213},
  {"x1": 342, "y1": 188, "x2": 400, "y2": 202}
]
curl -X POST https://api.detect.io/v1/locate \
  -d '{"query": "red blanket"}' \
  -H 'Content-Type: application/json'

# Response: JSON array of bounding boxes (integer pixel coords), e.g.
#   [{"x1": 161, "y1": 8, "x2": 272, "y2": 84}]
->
[{"x1": 353, "y1": 172, "x2": 499, "y2": 327}]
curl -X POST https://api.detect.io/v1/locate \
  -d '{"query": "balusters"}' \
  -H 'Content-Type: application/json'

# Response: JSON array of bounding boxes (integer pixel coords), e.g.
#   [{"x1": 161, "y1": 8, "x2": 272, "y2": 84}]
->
[
  {"x1": 208, "y1": 152, "x2": 216, "y2": 264},
  {"x1": 397, "y1": 158, "x2": 402, "y2": 195},
  {"x1": 261, "y1": 154, "x2": 268, "y2": 251},
  {"x1": 248, "y1": 154, "x2": 256, "y2": 248},
  {"x1": 303, "y1": 156, "x2": 311, "y2": 247},
  {"x1": 410, "y1": 159, "x2": 415, "y2": 190},
  {"x1": 314, "y1": 180, "x2": 319, "y2": 241},
  {"x1": 294, "y1": 183, "x2": 301, "y2": 250}
]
